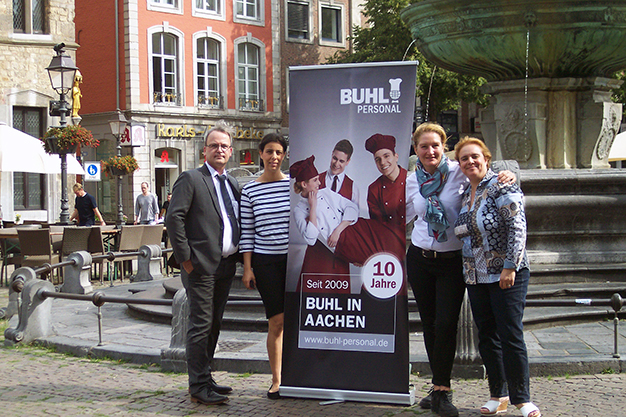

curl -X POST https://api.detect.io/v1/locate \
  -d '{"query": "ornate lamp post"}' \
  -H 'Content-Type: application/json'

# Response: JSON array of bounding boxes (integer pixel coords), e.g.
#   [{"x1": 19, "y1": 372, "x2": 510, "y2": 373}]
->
[
  {"x1": 46, "y1": 43, "x2": 78, "y2": 224},
  {"x1": 108, "y1": 109, "x2": 128, "y2": 227}
]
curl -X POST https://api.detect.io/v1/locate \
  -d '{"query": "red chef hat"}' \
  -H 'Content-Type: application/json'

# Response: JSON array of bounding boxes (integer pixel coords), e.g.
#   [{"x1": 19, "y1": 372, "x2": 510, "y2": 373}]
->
[
  {"x1": 365, "y1": 133, "x2": 396, "y2": 154},
  {"x1": 290, "y1": 155, "x2": 319, "y2": 183}
]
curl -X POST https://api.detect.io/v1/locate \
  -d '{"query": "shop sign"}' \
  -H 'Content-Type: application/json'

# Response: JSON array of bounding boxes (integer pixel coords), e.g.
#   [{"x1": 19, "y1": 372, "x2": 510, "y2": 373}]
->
[
  {"x1": 121, "y1": 125, "x2": 147, "y2": 147},
  {"x1": 156, "y1": 123, "x2": 264, "y2": 140}
]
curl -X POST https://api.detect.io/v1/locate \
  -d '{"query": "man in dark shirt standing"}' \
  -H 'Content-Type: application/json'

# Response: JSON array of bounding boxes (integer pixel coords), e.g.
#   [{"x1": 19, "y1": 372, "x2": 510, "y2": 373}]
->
[{"x1": 70, "y1": 183, "x2": 106, "y2": 226}]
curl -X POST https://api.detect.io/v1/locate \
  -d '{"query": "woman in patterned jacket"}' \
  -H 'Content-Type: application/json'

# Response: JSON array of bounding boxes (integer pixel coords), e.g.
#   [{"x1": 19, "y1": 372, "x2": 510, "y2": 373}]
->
[{"x1": 454, "y1": 137, "x2": 541, "y2": 417}]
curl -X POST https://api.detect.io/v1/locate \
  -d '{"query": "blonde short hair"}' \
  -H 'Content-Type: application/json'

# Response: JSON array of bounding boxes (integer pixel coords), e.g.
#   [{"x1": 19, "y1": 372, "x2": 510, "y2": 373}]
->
[
  {"x1": 454, "y1": 136, "x2": 492, "y2": 164},
  {"x1": 412, "y1": 122, "x2": 447, "y2": 150}
]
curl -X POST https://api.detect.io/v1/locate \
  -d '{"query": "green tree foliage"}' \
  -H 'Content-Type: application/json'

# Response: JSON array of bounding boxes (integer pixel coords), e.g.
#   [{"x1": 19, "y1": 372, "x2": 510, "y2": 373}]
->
[
  {"x1": 327, "y1": 0, "x2": 488, "y2": 122},
  {"x1": 612, "y1": 71, "x2": 626, "y2": 115}
]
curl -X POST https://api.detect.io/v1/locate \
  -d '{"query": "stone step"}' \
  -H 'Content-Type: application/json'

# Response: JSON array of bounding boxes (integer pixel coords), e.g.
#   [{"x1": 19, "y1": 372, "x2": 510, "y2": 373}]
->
[{"x1": 126, "y1": 277, "x2": 626, "y2": 332}]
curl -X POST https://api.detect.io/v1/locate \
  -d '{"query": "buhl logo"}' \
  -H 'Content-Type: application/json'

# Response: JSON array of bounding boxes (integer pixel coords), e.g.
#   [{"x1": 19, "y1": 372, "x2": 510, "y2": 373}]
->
[{"x1": 340, "y1": 78, "x2": 403, "y2": 114}]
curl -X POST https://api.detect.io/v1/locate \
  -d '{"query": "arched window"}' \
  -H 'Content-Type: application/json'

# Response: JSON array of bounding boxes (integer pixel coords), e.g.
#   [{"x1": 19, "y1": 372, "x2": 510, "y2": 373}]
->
[
  {"x1": 152, "y1": 32, "x2": 181, "y2": 105},
  {"x1": 237, "y1": 42, "x2": 261, "y2": 111},
  {"x1": 196, "y1": 37, "x2": 222, "y2": 108}
]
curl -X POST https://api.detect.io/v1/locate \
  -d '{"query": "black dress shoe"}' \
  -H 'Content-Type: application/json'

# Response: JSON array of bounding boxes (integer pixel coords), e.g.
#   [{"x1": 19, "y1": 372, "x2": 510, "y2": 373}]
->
[
  {"x1": 267, "y1": 386, "x2": 280, "y2": 400},
  {"x1": 431, "y1": 390, "x2": 458, "y2": 417},
  {"x1": 209, "y1": 377, "x2": 233, "y2": 395},
  {"x1": 419, "y1": 388, "x2": 434, "y2": 409},
  {"x1": 190, "y1": 388, "x2": 229, "y2": 405}
]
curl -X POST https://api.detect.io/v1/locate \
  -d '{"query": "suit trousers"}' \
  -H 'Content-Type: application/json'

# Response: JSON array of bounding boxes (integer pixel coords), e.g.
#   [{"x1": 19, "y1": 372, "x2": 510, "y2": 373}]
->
[
  {"x1": 182, "y1": 255, "x2": 236, "y2": 395},
  {"x1": 407, "y1": 244, "x2": 466, "y2": 388}
]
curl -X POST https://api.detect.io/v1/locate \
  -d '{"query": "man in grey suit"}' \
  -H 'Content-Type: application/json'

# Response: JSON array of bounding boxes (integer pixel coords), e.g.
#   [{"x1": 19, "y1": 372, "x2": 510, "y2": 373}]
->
[{"x1": 166, "y1": 123, "x2": 240, "y2": 405}]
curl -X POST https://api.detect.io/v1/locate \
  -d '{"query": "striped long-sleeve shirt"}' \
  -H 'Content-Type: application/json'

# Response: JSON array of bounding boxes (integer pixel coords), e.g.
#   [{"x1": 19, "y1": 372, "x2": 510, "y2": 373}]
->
[{"x1": 239, "y1": 177, "x2": 290, "y2": 255}]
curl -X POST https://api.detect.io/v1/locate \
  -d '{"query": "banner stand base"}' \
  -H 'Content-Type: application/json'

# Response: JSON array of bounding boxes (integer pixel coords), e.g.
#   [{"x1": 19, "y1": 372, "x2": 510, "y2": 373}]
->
[{"x1": 280, "y1": 385, "x2": 416, "y2": 406}]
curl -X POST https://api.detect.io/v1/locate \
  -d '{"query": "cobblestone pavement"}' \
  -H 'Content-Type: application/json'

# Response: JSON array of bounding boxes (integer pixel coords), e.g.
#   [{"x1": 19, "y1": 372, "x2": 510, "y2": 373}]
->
[{"x1": 0, "y1": 345, "x2": 624, "y2": 417}]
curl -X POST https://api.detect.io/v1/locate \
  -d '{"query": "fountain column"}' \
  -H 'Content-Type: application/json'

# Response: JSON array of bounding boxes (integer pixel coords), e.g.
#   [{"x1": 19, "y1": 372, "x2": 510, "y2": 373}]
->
[{"x1": 481, "y1": 78, "x2": 622, "y2": 169}]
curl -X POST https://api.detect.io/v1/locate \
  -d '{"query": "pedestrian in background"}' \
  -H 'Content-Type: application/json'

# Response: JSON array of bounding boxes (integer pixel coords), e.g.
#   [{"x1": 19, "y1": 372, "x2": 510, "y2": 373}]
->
[
  {"x1": 134, "y1": 182, "x2": 159, "y2": 224},
  {"x1": 70, "y1": 183, "x2": 106, "y2": 226}
]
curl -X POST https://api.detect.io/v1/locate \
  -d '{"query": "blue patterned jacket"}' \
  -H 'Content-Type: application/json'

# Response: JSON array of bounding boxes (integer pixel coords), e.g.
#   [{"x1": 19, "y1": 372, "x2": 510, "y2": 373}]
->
[{"x1": 454, "y1": 169, "x2": 529, "y2": 285}]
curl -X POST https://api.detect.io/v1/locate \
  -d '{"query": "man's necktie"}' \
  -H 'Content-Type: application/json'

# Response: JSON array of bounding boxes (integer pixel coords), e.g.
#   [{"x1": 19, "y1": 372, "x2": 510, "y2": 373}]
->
[
  {"x1": 217, "y1": 175, "x2": 239, "y2": 245},
  {"x1": 331, "y1": 175, "x2": 338, "y2": 192}
]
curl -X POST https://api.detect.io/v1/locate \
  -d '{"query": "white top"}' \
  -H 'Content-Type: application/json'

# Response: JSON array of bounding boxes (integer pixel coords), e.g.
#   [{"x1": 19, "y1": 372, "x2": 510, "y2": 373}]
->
[
  {"x1": 206, "y1": 162, "x2": 239, "y2": 257},
  {"x1": 294, "y1": 187, "x2": 358, "y2": 251},
  {"x1": 406, "y1": 160, "x2": 468, "y2": 252},
  {"x1": 324, "y1": 171, "x2": 360, "y2": 207}
]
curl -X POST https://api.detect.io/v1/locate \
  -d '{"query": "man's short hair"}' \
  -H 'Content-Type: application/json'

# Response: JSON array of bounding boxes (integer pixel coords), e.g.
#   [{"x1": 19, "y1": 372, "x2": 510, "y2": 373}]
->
[
  {"x1": 141, "y1": 182, "x2": 149, "y2": 188},
  {"x1": 333, "y1": 139, "x2": 354, "y2": 159},
  {"x1": 72, "y1": 183, "x2": 83, "y2": 192},
  {"x1": 205, "y1": 120, "x2": 234, "y2": 145}
]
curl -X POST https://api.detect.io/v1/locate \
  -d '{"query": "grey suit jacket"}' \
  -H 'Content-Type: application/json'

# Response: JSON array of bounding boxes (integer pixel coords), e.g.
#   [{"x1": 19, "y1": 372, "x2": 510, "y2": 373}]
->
[{"x1": 165, "y1": 164, "x2": 240, "y2": 276}]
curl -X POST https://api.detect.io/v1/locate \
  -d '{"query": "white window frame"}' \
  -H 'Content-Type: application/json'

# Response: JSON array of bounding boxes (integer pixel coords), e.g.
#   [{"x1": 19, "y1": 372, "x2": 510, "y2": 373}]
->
[
  {"x1": 192, "y1": 0, "x2": 225, "y2": 20},
  {"x1": 285, "y1": 0, "x2": 312, "y2": 43},
  {"x1": 147, "y1": 0, "x2": 183, "y2": 15},
  {"x1": 11, "y1": 0, "x2": 51, "y2": 40},
  {"x1": 193, "y1": 31, "x2": 228, "y2": 109},
  {"x1": 319, "y1": 1, "x2": 345, "y2": 47},
  {"x1": 234, "y1": 36, "x2": 266, "y2": 112},
  {"x1": 148, "y1": 25, "x2": 185, "y2": 107},
  {"x1": 233, "y1": 0, "x2": 264, "y2": 26}
]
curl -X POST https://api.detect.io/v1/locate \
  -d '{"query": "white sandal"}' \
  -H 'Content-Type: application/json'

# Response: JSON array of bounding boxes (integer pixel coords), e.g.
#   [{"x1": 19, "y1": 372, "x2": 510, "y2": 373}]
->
[
  {"x1": 518, "y1": 403, "x2": 541, "y2": 417},
  {"x1": 480, "y1": 398, "x2": 508, "y2": 415}
]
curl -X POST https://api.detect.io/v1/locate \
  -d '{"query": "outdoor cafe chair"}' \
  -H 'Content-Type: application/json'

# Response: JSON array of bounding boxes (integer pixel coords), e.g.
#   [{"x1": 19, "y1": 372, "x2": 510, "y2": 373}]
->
[
  {"x1": 140, "y1": 224, "x2": 164, "y2": 246},
  {"x1": 1, "y1": 224, "x2": 44, "y2": 285},
  {"x1": 88, "y1": 226, "x2": 117, "y2": 285},
  {"x1": 60, "y1": 227, "x2": 92, "y2": 261},
  {"x1": 18, "y1": 228, "x2": 60, "y2": 284},
  {"x1": 112, "y1": 225, "x2": 144, "y2": 280}
]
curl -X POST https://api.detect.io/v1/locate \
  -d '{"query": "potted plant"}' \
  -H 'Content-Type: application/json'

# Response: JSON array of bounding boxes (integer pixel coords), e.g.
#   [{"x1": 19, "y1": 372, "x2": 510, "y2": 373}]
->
[
  {"x1": 101, "y1": 155, "x2": 139, "y2": 176},
  {"x1": 42, "y1": 125, "x2": 99, "y2": 154}
]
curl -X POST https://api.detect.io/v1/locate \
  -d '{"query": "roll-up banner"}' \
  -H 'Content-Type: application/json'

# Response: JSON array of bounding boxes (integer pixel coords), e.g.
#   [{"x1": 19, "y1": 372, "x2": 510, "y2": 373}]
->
[{"x1": 282, "y1": 61, "x2": 418, "y2": 405}]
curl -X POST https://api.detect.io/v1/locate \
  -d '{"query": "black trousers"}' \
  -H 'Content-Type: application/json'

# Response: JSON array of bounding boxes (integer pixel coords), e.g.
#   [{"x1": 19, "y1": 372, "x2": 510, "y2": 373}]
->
[
  {"x1": 407, "y1": 244, "x2": 466, "y2": 388},
  {"x1": 181, "y1": 255, "x2": 236, "y2": 395}
]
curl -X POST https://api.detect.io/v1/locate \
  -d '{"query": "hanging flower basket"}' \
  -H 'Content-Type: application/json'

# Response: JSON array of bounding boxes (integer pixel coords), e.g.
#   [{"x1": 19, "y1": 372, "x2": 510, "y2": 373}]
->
[
  {"x1": 45, "y1": 136, "x2": 77, "y2": 154},
  {"x1": 41, "y1": 125, "x2": 99, "y2": 155},
  {"x1": 101, "y1": 155, "x2": 139, "y2": 177}
]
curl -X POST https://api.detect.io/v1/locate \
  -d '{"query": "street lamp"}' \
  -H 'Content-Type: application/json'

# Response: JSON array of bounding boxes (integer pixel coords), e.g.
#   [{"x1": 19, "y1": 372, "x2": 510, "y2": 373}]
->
[
  {"x1": 108, "y1": 109, "x2": 128, "y2": 227},
  {"x1": 46, "y1": 43, "x2": 78, "y2": 224}
]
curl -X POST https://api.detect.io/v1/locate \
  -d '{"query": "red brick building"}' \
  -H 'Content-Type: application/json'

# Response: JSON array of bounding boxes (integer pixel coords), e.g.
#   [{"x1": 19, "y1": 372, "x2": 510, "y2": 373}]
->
[{"x1": 74, "y1": 0, "x2": 281, "y2": 218}]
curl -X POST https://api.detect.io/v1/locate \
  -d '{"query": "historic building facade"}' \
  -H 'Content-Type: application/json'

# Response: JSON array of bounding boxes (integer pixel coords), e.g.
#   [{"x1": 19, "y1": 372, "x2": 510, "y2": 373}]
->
[
  {"x1": 0, "y1": 0, "x2": 77, "y2": 223},
  {"x1": 74, "y1": 0, "x2": 282, "y2": 219}
]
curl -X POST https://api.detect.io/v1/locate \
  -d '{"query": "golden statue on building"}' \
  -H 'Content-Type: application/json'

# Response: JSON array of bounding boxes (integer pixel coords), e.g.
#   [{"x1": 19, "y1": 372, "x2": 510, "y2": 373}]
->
[{"x1": 72, "y1": 71, "x2": 83, "y2": 118}]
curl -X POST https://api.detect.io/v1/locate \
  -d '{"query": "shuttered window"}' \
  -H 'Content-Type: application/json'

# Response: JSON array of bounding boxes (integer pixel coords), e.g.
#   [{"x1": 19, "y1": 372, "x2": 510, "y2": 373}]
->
[{"x1": 287, "y1": 1, "x2": 309, "y2": 40}]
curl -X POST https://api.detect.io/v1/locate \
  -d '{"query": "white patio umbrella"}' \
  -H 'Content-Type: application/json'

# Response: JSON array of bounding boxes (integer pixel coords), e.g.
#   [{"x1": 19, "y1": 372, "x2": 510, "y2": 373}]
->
[{"x1": 0, "y1": 123, "x2": 85, "y2": 174}]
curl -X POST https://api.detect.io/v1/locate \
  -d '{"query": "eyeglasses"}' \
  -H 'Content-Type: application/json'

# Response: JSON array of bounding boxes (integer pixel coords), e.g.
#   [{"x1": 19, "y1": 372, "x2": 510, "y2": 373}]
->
[{"x1": 206, "y1": 143, "x2": 231, "y2": 151}]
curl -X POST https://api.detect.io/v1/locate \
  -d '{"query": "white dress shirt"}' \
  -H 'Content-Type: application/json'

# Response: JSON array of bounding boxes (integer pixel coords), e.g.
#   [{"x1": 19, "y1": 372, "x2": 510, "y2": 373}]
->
[
  {"x1": 206, "y1": 162, "x2": 239, "y2": 257},
  {"x1": 324, "y1": 171, "x2": 360, "y2": 207},
  {"x1": 294, "y1": 188, "x2": 358, "y2": 252}
]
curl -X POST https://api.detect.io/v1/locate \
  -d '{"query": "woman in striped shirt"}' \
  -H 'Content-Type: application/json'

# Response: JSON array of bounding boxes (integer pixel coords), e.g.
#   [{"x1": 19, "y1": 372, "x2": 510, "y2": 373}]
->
[{"x1": 240, "y1": 133, "x2": 290, "y2": 399}]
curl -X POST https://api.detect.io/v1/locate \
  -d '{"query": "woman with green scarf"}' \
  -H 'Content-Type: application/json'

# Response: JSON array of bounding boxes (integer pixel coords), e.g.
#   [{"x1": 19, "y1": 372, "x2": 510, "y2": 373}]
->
[{"x1": 406, "y1": 123, "x2": 514, "y2": 417}]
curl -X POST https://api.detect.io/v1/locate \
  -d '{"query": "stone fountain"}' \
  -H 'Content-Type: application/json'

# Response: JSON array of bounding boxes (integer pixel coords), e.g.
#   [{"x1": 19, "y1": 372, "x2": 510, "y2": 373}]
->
[
  {"x1": 401, "y1": 0, "x2": 626, "y2": 169},
  {"x1": 402, "y1": 0, "x2": 626, "y2": 374},
  {"x1": 401, "y1": 0, "x2": 626, "y2": 268}
]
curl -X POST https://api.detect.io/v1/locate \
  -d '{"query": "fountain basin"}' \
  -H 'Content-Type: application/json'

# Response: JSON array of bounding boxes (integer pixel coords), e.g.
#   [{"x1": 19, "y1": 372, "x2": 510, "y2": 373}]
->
[{"x1": 401, "y1": 0, "x2": 626, "y2": 82}]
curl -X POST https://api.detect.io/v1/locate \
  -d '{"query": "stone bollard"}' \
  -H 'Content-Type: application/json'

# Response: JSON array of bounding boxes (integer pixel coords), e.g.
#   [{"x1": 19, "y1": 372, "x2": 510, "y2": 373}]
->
[
  {"x1": 132, "y1": 244, "x2": 163, "y2": 282},
  {"x1": 453, "y1": 292, "x2": 485, "y2": 378},
  {"x1": 61, "y1": 251, "x2": 93, "y2": 294},
  {"x1": 161, "y1": 287, "x2": 189, "y2": 373},
  {"x1": 4, "y1": 268, "x2": 55, "y2": 346}
]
